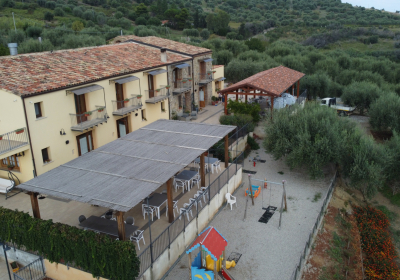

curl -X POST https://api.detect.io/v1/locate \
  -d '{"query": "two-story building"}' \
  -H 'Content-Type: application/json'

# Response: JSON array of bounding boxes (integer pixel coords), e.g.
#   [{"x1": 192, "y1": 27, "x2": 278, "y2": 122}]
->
[
  {"x1": 111, "y1": 36, "x2": 226, "y2": 116},
  {"x1": 0, "y1": 42, "x2": 191, "y2": 183}
]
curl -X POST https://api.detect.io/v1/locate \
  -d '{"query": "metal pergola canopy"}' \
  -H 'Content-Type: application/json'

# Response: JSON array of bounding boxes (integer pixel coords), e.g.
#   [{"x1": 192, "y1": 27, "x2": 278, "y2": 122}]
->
[
  {"x1": 147, "y1": 69, "x2": 167, "y2": 76},
  {"x1": 174, "y1": 63, "x2": 190, "y2": 69},
  {"x1": 67, "y1": 84, "x2": 104, "y2": 95},
  {"x1": 111, "y1": 75, "x2": 139, "y2": 84}
]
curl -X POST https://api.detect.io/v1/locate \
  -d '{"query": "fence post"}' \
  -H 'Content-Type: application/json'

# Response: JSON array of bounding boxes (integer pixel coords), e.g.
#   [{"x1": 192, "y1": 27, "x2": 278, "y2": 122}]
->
[
  {"x1": 29, "y1": 265, "x2": 33, "y2": 280},
  {"x1": 208, "y1": 185, "x2": 210, "y2": 205},
  {"x1": 167, "y1": 226, "x2": 171, "y2": 249}
]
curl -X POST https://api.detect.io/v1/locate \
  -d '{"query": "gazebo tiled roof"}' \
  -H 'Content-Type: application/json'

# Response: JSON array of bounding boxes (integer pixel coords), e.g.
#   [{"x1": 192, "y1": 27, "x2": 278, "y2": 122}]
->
[
  {"x1": 186, "y1": 226, "x2": 228, "y2": 261},
  {"x1": 220, "y1": 65, "x2": 305, "y2": 97}
]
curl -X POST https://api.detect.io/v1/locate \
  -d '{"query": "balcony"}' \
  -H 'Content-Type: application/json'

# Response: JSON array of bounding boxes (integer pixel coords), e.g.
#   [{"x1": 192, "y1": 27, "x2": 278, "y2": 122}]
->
[
  {"x1": 0, "y1": 128, "x2": 29, "y2": 155},
  {"x1": 172, "y1": 78, "x2": 192, "y2": 95},
  {"x1": 70, "y1": 107, "x2": 108, "y2": 132},
  {"x1": 198, "y1": 72, "x2": 214, "y2": 84},
  {"x1": 145, "y1": 88, "x2": 168, "y2": 104},
  {"x1": 112, "y1": 96, "x2": 143, "y2": 116}
]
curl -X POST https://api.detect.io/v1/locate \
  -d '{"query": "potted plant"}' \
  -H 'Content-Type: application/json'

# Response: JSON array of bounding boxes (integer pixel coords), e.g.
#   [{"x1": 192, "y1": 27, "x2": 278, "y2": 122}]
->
[
  {"x1": 44, "y1": 159, "x2": 51, "y2": 163},
  {"x1": 188, "y1": 78, "x2": 192, "y2": 82},
  {"x1": 182, "y1": 79, "x2": 187, "y2": 84},
  {"x1": 15, "y1": 128, "x2": 24, "y2": 134},
  {"x1": 7, "y1": 164, "x2": 14, "y2": 171},
  {"x1": 0, "y1": 135, "x2": 3, "y2": 140},
  {"x1": 165, "y1": 85, "x2": 171, "y2": 89},
  {"x1": 97, "y1": 107, "x2": 105, "y2": 112},
  {"x1": 10, "y1": 261, "x2": 19, "y2": 273},
  {"x1": 179, "y1": 106, "x2": 182, "y2": 110},
  {"x1": 142, "y1": 117, "x2": 147, "y2": 121},
  {"x1": 215, "y1": 88, "x2": 220, "y2": 92},
  {"x1": 137, "y1": 95, "x2": 142, "y2": 99},
  {"x1": 211, "y1": 96, "x2": 217, "y2": 105},
  {"x1": 156, "y1": 88, "x2": 161, "y2": 92},
  {"x1": 123, "y1": 98, "x2": 130, "y2": 103},
  {"x1": 162, "y1": 108, "x2": 166, "y2": 112}
]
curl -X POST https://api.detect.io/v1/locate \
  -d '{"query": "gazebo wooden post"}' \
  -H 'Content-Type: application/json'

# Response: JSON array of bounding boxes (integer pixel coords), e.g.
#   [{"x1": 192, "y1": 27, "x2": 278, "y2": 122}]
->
[
  {"x1": 292, "y1": 84, "x2": 294, "y2": 96},
  {"x1": 297, "y1": 81, "x2": 300, "y2": 98},
  {"x1": 236, "y1": 93, "x2": 238, "y2": 101},
  {"x1": 116, "y1": 211, "x2": 126, "y2": 241},
  {"x1": 200, "y1": 153, "x2": 205, "y2": 187},
  {"x1": 167, "y1": 178, "x2": 174, "y2": 223},
  {"x1": 224, "y1": 93, "x2": 228, "y2": 115},
  {"x1": 245, "y1": 94, "x2": 248, "y2": 103},
  {"x1": 224, "y1": 135, "x2": 229, "y2": 168},
  {"x1": 29, "y1": 192, "x2": 41, "y2": 219},
  {"x1": 270, "y1": 96, "x2": 274, "y2": 119}
]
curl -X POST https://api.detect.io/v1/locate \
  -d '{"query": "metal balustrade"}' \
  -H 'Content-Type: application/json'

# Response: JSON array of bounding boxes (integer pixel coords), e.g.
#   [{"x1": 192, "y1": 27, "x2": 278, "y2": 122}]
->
[{"x1": 0, "y1": 127, "x2": 29, "y2": 155}]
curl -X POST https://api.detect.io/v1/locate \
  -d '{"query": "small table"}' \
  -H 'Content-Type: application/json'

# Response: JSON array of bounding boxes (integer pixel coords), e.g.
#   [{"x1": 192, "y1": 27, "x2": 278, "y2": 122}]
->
[
  {"x1": 175, "y1": 170, "x2": 198, "y2": 193},
  {"x1": 142, "y1": 193, "x2": 168, "y2": 219},
  {"x1": 79, "y1": 216, "x2": 138, "y2": 238},
  {"x1": 194, "y1": 157, "x2": 219, "y2": 173}
]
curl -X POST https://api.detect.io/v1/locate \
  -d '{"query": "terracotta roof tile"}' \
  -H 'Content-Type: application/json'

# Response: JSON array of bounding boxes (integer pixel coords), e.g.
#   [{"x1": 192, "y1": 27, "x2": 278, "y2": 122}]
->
[
  {"x1": 220, "y1": 65, "x2": 305, "y2": 96},
  {"x1": 212, "y1": 65, "x2": 224, "y2": 69},
  {"x1": 112, "y1": 35, "x2": 211, "y2": 56},
  {"x1": 0, "y1": 42, "x2": 189, "y2": 96}
]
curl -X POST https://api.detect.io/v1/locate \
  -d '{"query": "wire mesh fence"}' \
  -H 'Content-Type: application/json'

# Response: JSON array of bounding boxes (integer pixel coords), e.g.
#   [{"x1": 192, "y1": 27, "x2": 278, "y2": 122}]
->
[{"x1": 290, "y1": 171, "x2": 337, "y2": 280}]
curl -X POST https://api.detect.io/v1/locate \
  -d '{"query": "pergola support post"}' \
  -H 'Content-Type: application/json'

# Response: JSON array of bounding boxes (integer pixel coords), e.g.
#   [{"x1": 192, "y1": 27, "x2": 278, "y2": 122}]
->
[
  {"x1": 167, "y1": 178, "x2": 174, "y2": 223},
  {"x1": 224, "y1": 135, "x2": 229, "y2": 168},
  {"x1": 200, "y1": 153, "x2": 205, "y2": 187},
  {"x1": 297, "y1": 81, "x2": 300, "y2": 98},
  {"x1": 116, "y1": 211, "x2": 126, "y2": 241},
  {"x1": 29, "y1": 192, "x2": 41, "y2": 219},
  {"x1": 236, "y1": 93, "x2": 238, "y2": 101},
  {"x1": 270, "y1": 97, "x2": 274, "y2": 119}
]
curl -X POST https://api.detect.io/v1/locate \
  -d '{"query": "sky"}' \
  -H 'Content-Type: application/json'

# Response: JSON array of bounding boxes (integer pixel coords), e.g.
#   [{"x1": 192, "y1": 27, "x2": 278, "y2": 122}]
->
[{"x1": 344, "y1": 0, "x2": 399, "y2": 13}]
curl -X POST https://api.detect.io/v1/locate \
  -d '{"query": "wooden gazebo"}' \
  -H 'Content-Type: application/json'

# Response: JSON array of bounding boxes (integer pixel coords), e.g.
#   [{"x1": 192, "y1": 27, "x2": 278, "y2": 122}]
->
[{"x1": 219, "y1": 66, "x2": 305, "y2": 115}]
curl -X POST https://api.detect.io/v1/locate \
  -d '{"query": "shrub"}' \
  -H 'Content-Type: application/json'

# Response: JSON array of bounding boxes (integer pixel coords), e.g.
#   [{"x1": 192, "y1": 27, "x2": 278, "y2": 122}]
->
[
  {"x1": 8, "y1": 29, "x2": 26, "y2": 44},
  {"x1": 72, "y1": 7, "x2": 83, "y2": 18},
  {"x1": 114, "y1": 11, "x2": 123, "y2": 19},
  {"x1": 135, "y1": 17, "x2": 147, "y2": 26},
  {"x1": 82, "y1": 10, "x2": 96, "y2": 21},
  {"x1": 54, "y1": 7, "x2": 65, "y2": 16},
  {"x1": 227, "y1": 100, "x2": 261, "y2": 123},
  {"x1": 219, "y1": 114, "x2": 254, "y2": 131},
  {"x1": 45, "y1": 1, "x2": 56, "y2": 9},
  {"x1": 247, "y1": 135, "x2": 260, "y2": 150},
  {"x1": 147, "y1": 17, "x2": 161, "y2": 26},
  {"x1": 183, "y1": 28, "x2": 200, "y2": 37},
  {"x1": 226, "y1": 32, "x2": 237, "y2": 40},
  {"x1": 62, "y1": 5, "x2": 71, "y2": 13},
  {"x1": 244, "y1": 38, "x2": 265, "y2": 52},
  {"x1": 71, "y1": 21, "x2": 84, "y2": 31},
  {"x1": 18, "y1": 38, "x2": 54, "y2": 54},
  {"x1": 369, "y1": 92, "x2": 400, "y2": 132},
  {"x1": 26, "y1": 26, "x2": 42, "y2": 38},
  {"x1": 0, "y1": 0, "x2": 14, "y2": 7},
  {"x1": 341, "y1": 81, "x2": 383, "y2": 115},
  {"x1": 200, "y1": 29, "x2": 210, "y2": 40},
  {"x1": 37, "y1": 0, "x2": 45, "y2": 7}
]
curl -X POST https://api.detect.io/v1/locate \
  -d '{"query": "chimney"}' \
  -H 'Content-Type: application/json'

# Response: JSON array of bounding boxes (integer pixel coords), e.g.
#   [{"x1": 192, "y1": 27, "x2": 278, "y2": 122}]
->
[
  {"x1": 160, "y1": 48, "x2": 167, "y2": 63},
  {"x1": 7, "y1": 43, "x2": 18, "y2": 56}
]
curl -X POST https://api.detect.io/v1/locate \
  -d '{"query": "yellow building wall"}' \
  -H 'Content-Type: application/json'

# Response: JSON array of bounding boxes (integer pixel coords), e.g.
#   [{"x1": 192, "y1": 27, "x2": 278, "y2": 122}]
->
[
  {"x1": 24, "y1": 67, "x2": 169, "y2": 177},
  {"x1": 212, "y1": 66, "x2": 225, "y2": 98},
  {"x1": 44, "y1": 260, "x2": 107, "y2": 280},
  {"x1": 0, "y1": 90, "x2": 26, "y2": 135}
]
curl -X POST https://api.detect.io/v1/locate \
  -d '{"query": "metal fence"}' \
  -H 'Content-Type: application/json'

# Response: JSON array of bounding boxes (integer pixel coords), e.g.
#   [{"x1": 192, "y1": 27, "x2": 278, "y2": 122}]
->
[
  {"x1": 13, "y1": 257, "x2": 46, "y2": 280},
  {"x1": 0, "y1": 127, "x2": 29, "y2": 155},
  {"x1": 296, "y1": 89, "x2": 308, "y2": 105},
  {"x1": 290, "y1": 171, "x2": 337, "y2": 280},
  {"x1": 137, "y1": 152, "x2": 245, "y2": 278}
]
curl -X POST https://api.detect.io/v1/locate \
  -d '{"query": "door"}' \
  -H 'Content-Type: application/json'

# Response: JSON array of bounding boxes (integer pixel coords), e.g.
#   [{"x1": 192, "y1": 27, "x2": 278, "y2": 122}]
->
[
  {"x1": 173, "y1": 69, "x2": 178, "y2": 88},
  {"x1": 74, "y1": 94, "x2": 87, "y2": 123},
  {"x1": 148, "y1": 75, "x2": 154, "y2": 98},
  {"x1": 76, "y1": 131, "x2": 94, "y2": 156},
  {"x1": 200, "y1": 61, "x2": 206, "y2": 79},
  {"x1": 115, "y1": 83, "x2": 124, "y2": 109},
  {"x1": 117, "y1": 117, "x2": 129, "y2": 138}
]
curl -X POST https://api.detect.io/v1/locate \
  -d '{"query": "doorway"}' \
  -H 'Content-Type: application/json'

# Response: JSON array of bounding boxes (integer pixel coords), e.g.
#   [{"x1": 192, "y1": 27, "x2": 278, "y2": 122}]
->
[
  {"x1": 76, "y1": 131, "x2": 94, "y2": 156},
  {"x1": 115, "y1": 83, "x2": 124, "y2": 109},
  {"x1": 74, "y1": 94, "x2": 87, "y2": 123},
  {"x1": 148, "y1": 75, "x2": 155, "y2": 98},
  {"x1": 117, "y1": 117, "x2": 129, "y2": 138}
]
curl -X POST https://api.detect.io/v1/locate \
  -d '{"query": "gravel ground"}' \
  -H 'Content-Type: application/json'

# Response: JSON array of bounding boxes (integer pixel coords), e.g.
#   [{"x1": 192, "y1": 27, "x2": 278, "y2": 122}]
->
[{"x1": 164, "y1": 145, "x2": 335, "y2": 280}]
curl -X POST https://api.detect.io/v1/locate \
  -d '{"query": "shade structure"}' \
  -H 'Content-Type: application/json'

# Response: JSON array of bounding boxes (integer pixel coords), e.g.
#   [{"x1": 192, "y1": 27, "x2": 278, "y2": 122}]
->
[
  {"x1": 215, "y1": 77, "x2": 226, "y2": 82},
  {"x1": 67, "y1": 84, "x2": 103, "y2": 95},
  {"x1": 111, "y1": 75, "x2": 139, "y2": 84},
  {"x1": 201, "y1": 58, "x2": 213, "y2": 62},
  {"x1": 147, "y1": 69, "x2": 167, "y2": 76},
  {"x1": 174, "y1": 63, "x2": 190, "y2": 69},
  {"x1": 17, "y1": 120, "x2": 236, "y2": 212}
]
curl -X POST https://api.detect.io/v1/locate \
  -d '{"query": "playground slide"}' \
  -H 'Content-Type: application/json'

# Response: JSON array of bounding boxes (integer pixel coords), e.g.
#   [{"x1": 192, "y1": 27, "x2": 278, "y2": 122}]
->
[{"x1": 219, "y1": 268, "x2": 236, "y2": 280}]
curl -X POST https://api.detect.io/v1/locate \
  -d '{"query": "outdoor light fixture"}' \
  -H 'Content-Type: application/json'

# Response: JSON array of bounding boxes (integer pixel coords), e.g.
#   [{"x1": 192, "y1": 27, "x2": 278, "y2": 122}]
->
[
  {"x1": 38, "y1": 195, "x2": 46, "y2": 200},
  {"x1": 60, "y1": 129, "x2": 66, "y2": 135},
  {"x1": 17, "y1": 152, "x2": 25, "y2": 157}
]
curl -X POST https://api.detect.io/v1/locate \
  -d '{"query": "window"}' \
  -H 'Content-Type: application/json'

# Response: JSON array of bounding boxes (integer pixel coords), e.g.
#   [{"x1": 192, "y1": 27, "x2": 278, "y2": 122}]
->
[
  {"x1": 115, "y1": 83, "x2": 124, "y2": 110},
  {"x1": 34, "y1": 102, "x2": 42, "y2": 118},
  {"x1": 41, "y1": 147, "x2": 51, "y2": 164},
  {"x1": 76, "y1": 132, "x2": 93, "y2": 156},
  {"x1": 141, "y1": 109, "x2": 146, "y2": 121},
  {"x1": 0, "y1": 155, "x2": 20, "y2": 171},
  {"x1": 161, "y1": 102, "x2": 165, "y2": 112},
  {"x1": 148, "y1": 75, "x2": 155, "y2": 98},
  {"x1": 178, "y1": 96, "x2": 182, "y2": 109}
]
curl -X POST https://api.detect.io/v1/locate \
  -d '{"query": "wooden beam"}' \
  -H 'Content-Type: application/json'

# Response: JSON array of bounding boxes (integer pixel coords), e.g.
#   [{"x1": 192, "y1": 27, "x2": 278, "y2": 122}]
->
[
  {"x1": 116, "y1": 211, "x2": 126, "y2": 241},
  {"x1": 297, "y1": 81, "x2": 300, "y2": 98},
  {"x1": 236, "y1": 94, "x2": 238, "y2": 101},
  {"x1": 224, "y1": 135, "x2": 229, "y2": 168},
  {"x1": 200, "y1": 153, "x2": 205, "y2": 187},
  {"x1": 245, "y1": 94, "x2": 248, "y2": 103},
  {"x1": 167, "y1": 178, "x2": 174, "y2": 223},
  {"x1": 270, "y1": 97, "x2": 274, "y2": 120},
  {"x1": 29, "y1": 192, "x2": 41, "y2": 219},
  {"x1": 224, "y1": 93, "x2": 228, "y2": 115},
  {"x1": 292, "y1": 85, "x2": 294, "y2": 96}
]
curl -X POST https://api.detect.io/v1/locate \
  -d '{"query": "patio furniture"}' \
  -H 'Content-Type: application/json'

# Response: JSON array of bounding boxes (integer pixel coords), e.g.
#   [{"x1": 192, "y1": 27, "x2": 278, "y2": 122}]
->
[
  {"x1": 192, "y1": 173, "x2": 201, "y2": 189},
  {"x1": 225, "y1": 193, "x2": 237, "y2": 210},
  {"x1": 175, "y1": 170, "x2": 198, "y2": 193},
  {"x1": 101, "y1": 210, "x2": 113, "y2": 220},
  {"x1": 143, "y1": 205, "x2": 156, "y2": 221},
  {"x1": 0, "y1": 171, "x2": 21, "y2": 200},
  {"x1": 142, "y1": 193, "x2": 168, "y2": 219},
  {"x1": 180, "y1": 113, "x2": 191, "y2": 121},
  {"x1": 79, "y1": 216, "x2": 138, "y2": 237},
  {"x1": 190, "y1": 111, "x2": 197, "y2": 120},
  {"x1": 79, "y1": 215, "x2": 86, "y2": 223},
  {"x1": 174, "y1": 178, "x2": 186, "y2": 193},
  {"x1": 194, "y1": 157, "x2": 219, "y2": 173},
  {"x1": 212, "y1": 160, "x2": 222, "y2": 173},
  {"x1": 179, "y1": 203, "x2": 193, "y2": 221},
  {"x1": 190, "y1": 194, "x2": 203, "y2": 209},
  {"x1": 130, "y1": 230, "x2": 145, "y2": 250},
  {"x1": 125, "y1": 216, "x2": 134, "y2": 225},
  {"x1": 197, "y1": 190, "x2": 207, "y2": 204},
  {"x1": 166, "y1": 201, "x2": 178, "y2": 218}
]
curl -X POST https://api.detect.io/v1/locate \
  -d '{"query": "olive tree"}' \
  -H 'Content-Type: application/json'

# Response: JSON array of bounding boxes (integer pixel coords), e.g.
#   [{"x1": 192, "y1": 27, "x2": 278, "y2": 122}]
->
[
  {"x1": 369, "y1": 92, "x2": 400, "y2": 132},
  {"x1": 341, "y1": 81, "x2": 382, "y2": 115}
]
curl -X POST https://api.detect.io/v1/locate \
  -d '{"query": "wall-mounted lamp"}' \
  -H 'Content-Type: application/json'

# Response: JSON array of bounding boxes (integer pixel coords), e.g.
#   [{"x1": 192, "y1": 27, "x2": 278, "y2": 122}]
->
[
  {"x1": 105, "y1": 113, "x2": 110, "y2": 119},
  {"x1": 38, "y1": 195, "x2": 46, "y2": 200},
  {"x1": 60, "y1": 129, "x2": 66, "y2": 135},
  {"x1": 135, "y1": 113, "x2": 138, "y2": 116},
  {"x1": 17, "y1": 152, "x2": 25, "y2": 157}
]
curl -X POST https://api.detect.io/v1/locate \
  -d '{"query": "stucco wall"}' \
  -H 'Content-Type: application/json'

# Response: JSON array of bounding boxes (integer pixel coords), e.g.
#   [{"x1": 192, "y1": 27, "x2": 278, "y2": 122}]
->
[
  {"x1": 0, "y1": 90, "x2": 26, "y2": 135},
  {"x1": 44, "y1": 260, "x2": 108, "y2": 280},
  {"x1": 212, "y1": 66, "x2": 225, "y2": 98}
]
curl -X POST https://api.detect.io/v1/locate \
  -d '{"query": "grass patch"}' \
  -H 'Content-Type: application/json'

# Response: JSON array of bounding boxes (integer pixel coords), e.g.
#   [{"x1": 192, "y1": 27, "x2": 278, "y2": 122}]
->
[
  {"x1": 312, "y1": 192, "x2": 322, "y2": 202},
  {"x1": 228, "y1": 21, "x2": 241, "y2": 29},
  {"x1": 277, "y1": 171, "x2": 284, "y2": 175},
  {"x1": 380, "y1": 184, "x2": 400, "y2": 208},
  {"x1": 376, "y1": 205, "x2": 398, "y2": 222}
]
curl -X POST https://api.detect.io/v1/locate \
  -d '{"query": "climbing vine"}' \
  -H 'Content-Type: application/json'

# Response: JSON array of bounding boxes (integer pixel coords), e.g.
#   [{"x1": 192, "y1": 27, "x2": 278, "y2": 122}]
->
[{"x1": 0, "y1": 207, "x2": 140, "y2": 280}]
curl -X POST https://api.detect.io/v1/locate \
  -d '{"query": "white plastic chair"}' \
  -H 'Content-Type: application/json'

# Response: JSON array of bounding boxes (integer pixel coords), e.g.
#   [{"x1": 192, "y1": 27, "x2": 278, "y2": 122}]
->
[
  {"x1": 192, "y1": 173, "x2": 201, "y2": 189},
  {"x1": 174, "y1": 179, "x2": 186, "y2": 193},
  {"x1": 130, "y1": 230, "x2": 145, "y2": 250},
  {"x1": 179, "y1": 203, "x2": 193, "y2": 221},
  {"x1": 225, "y1": 193, "x2": 237, "y2": 210},
  {"x1": 166, "y1": 201, "x2": 178, "y2": 218},
  {"x1": 143, "y1": 205, "x2": 156, "y2": 221},
  {"x1": 212, "y1": 160, "x2": 221, "y2": 173},
  {"x1": 192, "y1": 194, "x2": 203, "y2": 208}
]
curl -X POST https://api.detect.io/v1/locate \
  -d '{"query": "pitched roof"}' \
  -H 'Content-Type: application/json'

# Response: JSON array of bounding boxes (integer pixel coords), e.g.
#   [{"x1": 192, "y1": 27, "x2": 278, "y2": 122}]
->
[
  {"x1": 186, "y1": 227, "x2": 228, "y2": 260},
  {"x1": 220, "y1": 65, "x2": 305, "y2": 97},
  {"x1": 112, "y1": 35, "x2": 211, "y2": 56},
  {"x1": 0, "y1": 42, "x2": 190, "y2": 96}
]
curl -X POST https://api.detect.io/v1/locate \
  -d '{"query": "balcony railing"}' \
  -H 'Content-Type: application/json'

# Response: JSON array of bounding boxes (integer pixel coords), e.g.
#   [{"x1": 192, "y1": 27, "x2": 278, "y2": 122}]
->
[
  {"x1": 145, "y1": 88, "x2": 168, "y2": 104},
  {"x1": 198, "y1": 72, "x2": 214, "y2": 84},
  {"x1": 0, "y1": 127, "x2": 29, "y2": 155},
  {"x1": 172, "y1": 78, "x2": 192, "y2": 95},
  {"x1": 112, "y1": 96, "x2": 143, "y2": 116},
  {"x1": 70, "y1": 107, "x2": 108, "y2": 132}
]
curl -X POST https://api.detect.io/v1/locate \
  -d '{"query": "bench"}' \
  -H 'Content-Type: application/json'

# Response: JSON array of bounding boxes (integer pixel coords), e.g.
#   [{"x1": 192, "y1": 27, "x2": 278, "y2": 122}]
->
[{"x1": 0, "y1": 172, "x2": 21, "y2": 199}]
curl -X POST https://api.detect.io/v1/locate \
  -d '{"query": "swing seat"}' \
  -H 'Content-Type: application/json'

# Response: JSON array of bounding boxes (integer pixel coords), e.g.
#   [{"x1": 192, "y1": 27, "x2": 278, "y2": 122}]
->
[{"x1": 245, "y1": 185, "x2": 261, "y2": 198}]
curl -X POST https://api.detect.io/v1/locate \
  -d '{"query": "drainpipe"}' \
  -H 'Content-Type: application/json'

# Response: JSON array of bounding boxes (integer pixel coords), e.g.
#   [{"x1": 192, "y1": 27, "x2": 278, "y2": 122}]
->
[
  {"x1": 167, "y1": 65, "x2": 171, "y2": 119},
  {"x1": 22, "y1": 97, "x2": 37, "y2": 177}
]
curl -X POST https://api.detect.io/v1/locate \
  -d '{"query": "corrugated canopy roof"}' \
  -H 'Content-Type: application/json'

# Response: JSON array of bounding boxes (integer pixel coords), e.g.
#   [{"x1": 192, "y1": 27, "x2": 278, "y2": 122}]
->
[
  {"x1": 220, "y1": 65, "x2": 305, "y2": 97},
  {"x1": 67, "y1": 84, "x2": 103, "y2": 95},
  {"x1": 147, "y1": 69, "x2": 167, "y2": 76},
  {"x1": 18, "y1": 120, "x2": 236, "y2": 212},
  {"x1": 111, "y1": 75, "x2": 139, "y2": 84}
]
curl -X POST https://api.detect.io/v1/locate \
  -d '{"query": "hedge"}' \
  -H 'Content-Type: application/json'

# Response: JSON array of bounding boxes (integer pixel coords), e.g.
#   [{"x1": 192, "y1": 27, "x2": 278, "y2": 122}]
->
[{"x1": 0, "y1": 207, "x2": 140, "y2": 280}]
